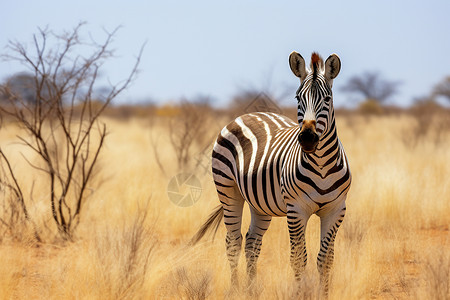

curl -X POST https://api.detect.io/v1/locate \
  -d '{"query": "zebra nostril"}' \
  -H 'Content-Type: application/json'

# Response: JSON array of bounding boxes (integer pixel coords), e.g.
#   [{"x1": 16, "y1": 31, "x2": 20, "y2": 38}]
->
[
  {"x1": 298, "y1": 132, "x2": 304, "y2": 143},
  {"x1": 299, "y1": 129, "x2": 319, "y2": 153},
  {"x1": 299, "y1": 130, "x2": 318, "y2": 144},
  {"x1": 313, "y1": 133, "x2": 319, "y2": 143}
]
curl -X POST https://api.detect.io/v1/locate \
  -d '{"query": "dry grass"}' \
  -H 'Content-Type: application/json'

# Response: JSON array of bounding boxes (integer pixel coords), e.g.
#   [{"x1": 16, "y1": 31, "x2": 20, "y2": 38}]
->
[{"x1": 0, "y1": 113, "x2": 449, "y2": 299}]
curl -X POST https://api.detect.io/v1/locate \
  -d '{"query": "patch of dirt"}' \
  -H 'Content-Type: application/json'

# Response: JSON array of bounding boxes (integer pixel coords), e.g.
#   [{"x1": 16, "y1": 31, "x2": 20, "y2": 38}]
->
[{"x1": 373, "y1": 227, "x2": 449, "y2": 299}]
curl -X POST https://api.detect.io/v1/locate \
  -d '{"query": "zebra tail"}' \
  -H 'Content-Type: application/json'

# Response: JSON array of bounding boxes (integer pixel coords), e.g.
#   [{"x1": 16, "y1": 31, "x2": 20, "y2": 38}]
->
[{"x1": 189, "y1": 205, "x2": 224, "y2": 246}]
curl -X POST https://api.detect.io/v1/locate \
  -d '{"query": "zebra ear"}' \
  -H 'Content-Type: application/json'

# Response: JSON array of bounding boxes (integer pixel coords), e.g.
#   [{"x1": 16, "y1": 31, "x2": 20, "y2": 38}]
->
[
  {"x1": 289, "y1": 51, "x2": 307, "y2": 81},
  {"x1": 324, "y1": 54, "x2": 341, "y2": 81}
]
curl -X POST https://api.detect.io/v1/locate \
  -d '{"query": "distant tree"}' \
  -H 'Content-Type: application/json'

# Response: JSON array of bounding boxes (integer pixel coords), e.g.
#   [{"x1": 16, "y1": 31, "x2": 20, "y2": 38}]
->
[
  {"x1": 0, "y1": 72, "x2": 60, "y2": 107},
  {"x1": 340, "y1": 72, "x2": 401, "y2": 103},
  {"x1": 433, "y1": 76, "x2": 450, "y2": 102},
  {"x1": 0, "y1": 73, "x2": 36, "y2": 104}
]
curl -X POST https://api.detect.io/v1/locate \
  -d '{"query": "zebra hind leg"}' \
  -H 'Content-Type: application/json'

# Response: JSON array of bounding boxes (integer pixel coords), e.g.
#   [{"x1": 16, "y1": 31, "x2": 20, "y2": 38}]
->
[
  {"x1": 219, "y1": 185, "x2": 245, "y2": 289},
  {"x1": 245, "y1": 208, "x2": 272, "y2": 286},
  {"x1": 316, "y1": 202, "x2": 346, "y2": 297}
]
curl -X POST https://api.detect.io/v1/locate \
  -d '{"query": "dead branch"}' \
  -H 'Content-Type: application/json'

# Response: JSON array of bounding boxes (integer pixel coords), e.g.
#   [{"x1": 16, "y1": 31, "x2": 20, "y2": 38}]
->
[{"x1": 0, "y1": 23, "x2": 144, "y2": 240}]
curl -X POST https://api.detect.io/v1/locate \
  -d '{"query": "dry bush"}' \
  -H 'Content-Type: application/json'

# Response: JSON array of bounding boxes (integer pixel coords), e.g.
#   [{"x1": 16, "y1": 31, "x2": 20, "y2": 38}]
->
[
  {"x1": 164, "y1": 267, "x2": 212, "y2": 300},
  {"x1": 358, "y1": 98, "x2": 384, "y2": 115},
  {"x1": 103, "y1": 104, "x2": 156, "y2": 120},
  {"x1": 0, "y1": 23, "x2": 142, "y2": 241},
  {"x1": 168, "y1": 101, "x2": 213, "y2": 170},
  {"x1": 401, "y1": 99, "x2": 450, "y2": 148},
  {"x1": 0, "y1": 176, "x2": 37, "y2": 243},
  {"x1": 0, "y1": 160, "x2": 33, "y2": 242},
  {"x1": 0, "y1": 200, "x2": 157, "y2": 299},
  {"x1": 92, "y1": 203, "x2": 155, "y2": 299},
  {"x1": 151, "y1": 100, "x2": 220, "y2": 175}
]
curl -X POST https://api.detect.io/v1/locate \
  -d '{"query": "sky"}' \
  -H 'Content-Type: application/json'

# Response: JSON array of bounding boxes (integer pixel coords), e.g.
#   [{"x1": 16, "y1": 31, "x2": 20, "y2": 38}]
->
[{"x1": 1, "y1": 0, "x2": 450, "y2": 108}]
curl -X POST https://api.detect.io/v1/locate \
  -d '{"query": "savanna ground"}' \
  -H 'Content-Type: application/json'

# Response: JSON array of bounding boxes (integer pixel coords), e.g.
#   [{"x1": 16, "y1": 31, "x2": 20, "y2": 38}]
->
[{"x1": 0, "y1": 106, "x2": 449, "y2": 299}]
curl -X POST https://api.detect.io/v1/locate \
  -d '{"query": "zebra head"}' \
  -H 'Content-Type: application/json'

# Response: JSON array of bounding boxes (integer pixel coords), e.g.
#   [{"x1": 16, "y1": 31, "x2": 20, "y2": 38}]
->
[{"x1": 289, "y1": 52, "x2": 341, "y2": 153}]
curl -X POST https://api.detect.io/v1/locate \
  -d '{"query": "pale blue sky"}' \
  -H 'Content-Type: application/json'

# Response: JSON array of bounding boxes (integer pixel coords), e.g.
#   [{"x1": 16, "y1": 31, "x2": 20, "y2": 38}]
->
[{"x1": 1, "y1": 1, "x2": 449, "y2": 107}]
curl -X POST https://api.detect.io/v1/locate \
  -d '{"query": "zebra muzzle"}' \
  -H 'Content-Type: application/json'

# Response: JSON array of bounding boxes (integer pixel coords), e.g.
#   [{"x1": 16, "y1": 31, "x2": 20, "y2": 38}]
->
[{"x1": 299, "y1": 122, "x2": 319, "y2": 153}]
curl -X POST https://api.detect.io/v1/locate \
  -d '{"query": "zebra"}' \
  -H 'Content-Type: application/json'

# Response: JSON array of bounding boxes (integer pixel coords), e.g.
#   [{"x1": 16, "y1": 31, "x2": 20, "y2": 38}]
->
[{"x1": 191, "y1": 52, "x2": 351, "y2": 295}]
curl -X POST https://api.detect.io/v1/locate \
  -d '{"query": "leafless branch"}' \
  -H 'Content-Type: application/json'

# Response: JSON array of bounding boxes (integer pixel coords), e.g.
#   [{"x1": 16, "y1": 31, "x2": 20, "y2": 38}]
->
[{"x1": 0, "y1": 23, "x2": 144, "y2": 241}]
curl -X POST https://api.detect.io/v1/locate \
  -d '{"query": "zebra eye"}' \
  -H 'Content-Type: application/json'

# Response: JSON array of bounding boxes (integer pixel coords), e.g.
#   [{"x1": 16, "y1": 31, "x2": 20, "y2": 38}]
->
[{"x1": 324, "y1": 96, "x2": 331, "y2": 103}]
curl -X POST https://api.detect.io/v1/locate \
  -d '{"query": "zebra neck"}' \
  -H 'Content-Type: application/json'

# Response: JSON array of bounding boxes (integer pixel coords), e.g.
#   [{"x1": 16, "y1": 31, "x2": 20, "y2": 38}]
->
[{"x1": 301, "y1": 122, "x2": 341, "y2": 172}]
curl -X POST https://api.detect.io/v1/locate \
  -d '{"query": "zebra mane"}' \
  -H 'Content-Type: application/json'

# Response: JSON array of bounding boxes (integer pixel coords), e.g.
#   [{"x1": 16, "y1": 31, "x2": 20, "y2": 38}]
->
[{"x1": 310, "y1": 52, "x2": 324, "y2": 81}]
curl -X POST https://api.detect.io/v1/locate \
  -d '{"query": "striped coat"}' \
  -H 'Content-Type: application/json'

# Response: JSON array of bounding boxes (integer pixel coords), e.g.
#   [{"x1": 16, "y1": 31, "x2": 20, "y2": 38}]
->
[{"x1": 192, "y1": 52, "x2": 351, "y2": 295}]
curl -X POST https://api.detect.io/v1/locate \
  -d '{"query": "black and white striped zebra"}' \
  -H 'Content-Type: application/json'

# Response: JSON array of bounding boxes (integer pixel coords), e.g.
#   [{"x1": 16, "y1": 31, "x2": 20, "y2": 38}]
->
[{"x1": 192, "y1": 52, "x2": 351, "y2": 295}]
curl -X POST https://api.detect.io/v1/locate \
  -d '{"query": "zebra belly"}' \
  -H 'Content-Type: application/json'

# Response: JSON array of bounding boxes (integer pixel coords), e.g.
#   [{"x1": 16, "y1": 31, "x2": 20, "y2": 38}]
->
[
  {"x1": 212, "y1": 112, "x2": 298, "y2": 217},
  {"x1": 236, "y1": 168, "x2": 287, "y2": 217}
]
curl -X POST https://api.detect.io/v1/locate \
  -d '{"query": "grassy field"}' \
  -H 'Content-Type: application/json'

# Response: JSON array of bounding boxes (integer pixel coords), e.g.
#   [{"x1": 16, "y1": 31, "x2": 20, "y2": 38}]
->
[{"x1": 0, "y1": 111, "x2": 449, "y2": 299}]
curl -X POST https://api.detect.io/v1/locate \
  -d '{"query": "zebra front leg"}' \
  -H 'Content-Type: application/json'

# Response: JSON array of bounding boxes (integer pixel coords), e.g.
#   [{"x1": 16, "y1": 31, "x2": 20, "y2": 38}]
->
[
  {"x1": 316, "y1": 201, "x2": 346, "y2": 296},
  {"x1": 287, "y1": 205, "x2": 310, "y2": 281},
  {"x1": 245, "y1": 208, "x2": 272, "y2": 285}
]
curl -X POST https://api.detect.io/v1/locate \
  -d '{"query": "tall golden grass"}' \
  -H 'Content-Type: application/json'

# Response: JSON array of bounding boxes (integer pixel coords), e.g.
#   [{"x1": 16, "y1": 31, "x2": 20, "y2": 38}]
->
[{"x1": 0, "y1": 112, "x2": 448, "y2": 299}]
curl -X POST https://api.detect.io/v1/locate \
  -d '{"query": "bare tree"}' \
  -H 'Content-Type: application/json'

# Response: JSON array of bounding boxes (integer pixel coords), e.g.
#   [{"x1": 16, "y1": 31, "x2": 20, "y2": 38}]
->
[
  {"x1": 341, "y1": 72, "x2": 400, "y2": 103},
  {"x1": 433, "y1": 76, "x2": 450, "y2": 102},
  {"x1": 168, "y1": 100, "x2": 214, "y2": 171},
  {"x1": 0, "y1": 23, "x2": 143, "y2": 240}
]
